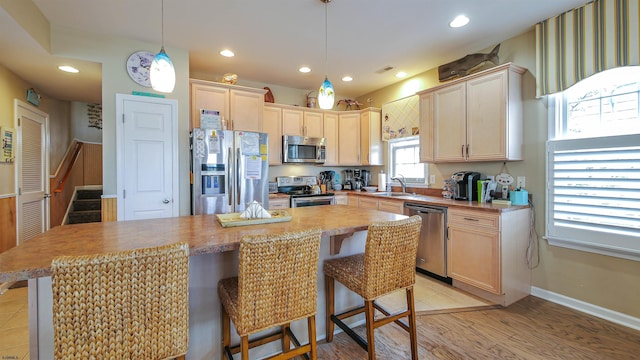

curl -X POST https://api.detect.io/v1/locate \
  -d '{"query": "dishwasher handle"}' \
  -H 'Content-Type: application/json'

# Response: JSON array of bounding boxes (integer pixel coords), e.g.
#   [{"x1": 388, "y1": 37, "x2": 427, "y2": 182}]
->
[{"x1": 404, "y1": 203, "x2": 446, "y2": 215}]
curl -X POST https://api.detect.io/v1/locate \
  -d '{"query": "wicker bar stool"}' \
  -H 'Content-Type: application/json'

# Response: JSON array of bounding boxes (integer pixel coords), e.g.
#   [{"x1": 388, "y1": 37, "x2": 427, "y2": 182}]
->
[
  {"x1": 324, "y1": 215, "x2": 422, "y2": 360},
  {"x1": 51, "y1": 242, "x2": 190, "y2": 360},
  {"x1": 218, "y1": 228, "x2": 322, "y2": 360}
]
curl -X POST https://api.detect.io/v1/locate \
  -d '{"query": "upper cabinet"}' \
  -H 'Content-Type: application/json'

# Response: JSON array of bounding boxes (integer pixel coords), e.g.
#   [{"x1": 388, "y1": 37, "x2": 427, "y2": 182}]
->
[
  {"x1": 360, "y1": 109, "x2": 383, "y2": 166},
  {"x1": 323, "y1": 112, "x2": 339, "y2": 166},
  {"x1": 190, "y1": 79, "x2": 266, "y2": 132},
  {"x1": 282, "y1": 108, "x2": 324, "y2": 137},
  {"x1": 338, "y1": 112, "x2": 361, "y2": 165},
  {"x1": 418, "y1": 63, "x2": 525, "y2": 163}
]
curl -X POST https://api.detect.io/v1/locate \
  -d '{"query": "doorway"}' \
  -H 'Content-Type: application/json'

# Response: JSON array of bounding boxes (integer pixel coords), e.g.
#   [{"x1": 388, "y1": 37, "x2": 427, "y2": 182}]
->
[{"x1": 115, "y1": 94, "x2": 179, "y2": 221}]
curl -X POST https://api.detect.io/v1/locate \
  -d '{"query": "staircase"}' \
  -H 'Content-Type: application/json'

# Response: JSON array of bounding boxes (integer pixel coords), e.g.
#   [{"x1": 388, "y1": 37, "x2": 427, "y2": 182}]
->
[{"x1": 67, "y1": 189, "x2": 102, "y2": 224}]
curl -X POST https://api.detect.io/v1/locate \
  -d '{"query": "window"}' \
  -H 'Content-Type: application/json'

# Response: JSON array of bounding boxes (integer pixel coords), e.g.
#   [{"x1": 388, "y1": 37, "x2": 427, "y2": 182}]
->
[
  {"x1": 388, "y1": 136, "x2": 427, "y2": 185},
  {"x1": 547, "y1": 66, "x2": 640, "y2": 261}
]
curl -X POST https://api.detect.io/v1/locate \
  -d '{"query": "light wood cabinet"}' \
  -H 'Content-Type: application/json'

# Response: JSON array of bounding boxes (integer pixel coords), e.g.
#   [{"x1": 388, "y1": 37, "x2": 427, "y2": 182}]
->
[
  {"x1": 323, "y1": 112, "x2": 339, "y2": 166},
  {"x1": 356, "y1": 196, "x2": 404, "y2": 215},
  {"x1": 263, "y1": 106, "x2": 282, "y2": 165},
  {"x1": 418, "y1": 92, "x2": 434, "y2": 162},
  {"x1": 360, "y1": 109, "x2": 383, "y2": 165},
  {"x1": 190, "y1": 79, "x2": 266, "y2": 131},
  {"x1": 282, "y1": 108, "x2": 324, "y2": 137},
  {"x1": 447, "y1": 207, "x2": 531, "y2": 306},
  {"x1": 338, "y1": 113, "x2": 361, "y2": 165},
  {"x1": 268, "y1": 197, "x2": 289, "y2": 210},
  {"x1": 347, "y1": 195, "x2": 359, "y2": 207},
  {"x1": 334, "y1": 194, "x2": 348, "y2": 205},
  {"x1": 418, "y1": 63, "x2": 525, "y2": 163}
]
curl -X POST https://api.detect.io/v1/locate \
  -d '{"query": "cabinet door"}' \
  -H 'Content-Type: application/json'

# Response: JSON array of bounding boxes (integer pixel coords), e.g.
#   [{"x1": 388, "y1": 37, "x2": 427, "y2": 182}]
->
[
  {"x1": 334, "y1": 195, "x2": 348, "y2": 205},
  {"x1": 433, "y1": 83, "x2": 466, "y2": 162},
  {"x1": 229, "y1": 89, "x2": 263, "y2": 132},
  {"x1": 466, "y1": 70, "x2": 508, "y2": 161},
  {"x1": 338, "y1": 113, "x2": 361, "y2": 165},
  {"x1": 419, "y1": 92, "x2": 434, "y2": 162},
  {"x1": 357, "y1": 197, "x2": 378, "y2": 210},
  {"x1": 303, "y1": 111, "x2": 324, "y2": 138},
  {"x1": 377, "y1": 199, "x2": 403, "y2": 214},
  {"x1": 282, "y1": 108, "x2": 304, "y2": 136},
  {"x1": 190, "y1": 83, "x2": 229, "y2": 129},
  {"x1": 323, "y1": 112, "x2": 339, "y2": 166},
  {"x1": 268, "y1": 198, "x2": 289, "y2": 210},
  {"x1": 447, "y1": 210, "x2": 501, "y2": 294},
  {"x1": 263, "y1": 106, "x2": 282, "y2": 165},
  {"x1": 360, "y1": 110, "x2": 383, "y2": 166}
]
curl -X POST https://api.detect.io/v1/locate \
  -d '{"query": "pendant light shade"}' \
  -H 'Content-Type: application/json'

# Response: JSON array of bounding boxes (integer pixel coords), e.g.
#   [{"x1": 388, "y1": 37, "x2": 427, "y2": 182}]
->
[
  {"x1": 318, "y1": 76, "x2": 334, "y2": 110},
  {"x1": 318, "y1": 0, "x2": 334, "y2": 110},
  {"x1": 150, "y1": 46, "x2": 175, "y2": 93},
  {"x1": 150, "y1": 0, "x2": 175, "y2": 93}
]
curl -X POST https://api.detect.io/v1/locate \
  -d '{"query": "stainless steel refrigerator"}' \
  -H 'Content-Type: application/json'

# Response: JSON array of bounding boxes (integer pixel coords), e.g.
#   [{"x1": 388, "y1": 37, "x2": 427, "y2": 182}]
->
[{"x1": 191, "y1": 128, "x2": 269, "y2": 215}]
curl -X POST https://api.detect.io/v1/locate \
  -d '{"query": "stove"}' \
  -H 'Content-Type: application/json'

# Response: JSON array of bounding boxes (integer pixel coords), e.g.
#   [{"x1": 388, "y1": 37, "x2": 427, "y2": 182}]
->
[{"x1": 276, "y1": 176, "x2": 335, "y2": 207}]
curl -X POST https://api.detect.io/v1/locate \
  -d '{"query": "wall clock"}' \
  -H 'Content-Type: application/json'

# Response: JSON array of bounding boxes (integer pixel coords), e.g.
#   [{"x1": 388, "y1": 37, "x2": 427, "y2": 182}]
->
[{"x1": 126, "y1": 51, "x2": 155, "y2": 87}]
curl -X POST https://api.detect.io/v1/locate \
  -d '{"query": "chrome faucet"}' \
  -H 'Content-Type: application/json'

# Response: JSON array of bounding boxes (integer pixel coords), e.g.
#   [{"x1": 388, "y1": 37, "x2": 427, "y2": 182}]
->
[{"x1": 391, "y1": 174, "x2": 407, "y2": 193}]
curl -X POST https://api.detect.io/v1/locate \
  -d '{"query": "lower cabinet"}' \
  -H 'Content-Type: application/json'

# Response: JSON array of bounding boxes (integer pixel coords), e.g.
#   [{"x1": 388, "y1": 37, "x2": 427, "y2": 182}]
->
[
  {"x1": 447, "y1": 207, "x2": 531, "y2": 306},
  {"x1": 356, "y1": 196, "x2": 404, "y2": 214},
  {"x1": 334, "y1": 194, "x2": 348, "y2": 205},
  {"x1": 268, "y1": 197, "x2": 289, "y2": 210}
]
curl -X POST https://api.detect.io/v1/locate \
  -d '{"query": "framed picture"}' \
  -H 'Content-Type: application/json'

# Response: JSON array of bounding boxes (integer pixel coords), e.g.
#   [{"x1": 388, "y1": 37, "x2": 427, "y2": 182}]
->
[{"x1": 1, "y1": 127, "x2": 15, "y2": 163}]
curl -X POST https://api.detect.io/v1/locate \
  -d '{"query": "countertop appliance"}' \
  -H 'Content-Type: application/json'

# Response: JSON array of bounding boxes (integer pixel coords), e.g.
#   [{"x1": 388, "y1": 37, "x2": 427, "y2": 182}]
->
[
  {"x1": 276, "y1": 176, "x2": 335, "y2": 207},
  {"x1": 453, "y1": 171, "x2": 481, "y2": 201},
  {"x1": 404, "y1": 202, "x2": 450, "y2": 282},
  {"x1": 282, "y1": 135, "x2": 325, "y2": 164},
  {"x1": 191, "y1": 128, "x2": 269, "y2": 215}
]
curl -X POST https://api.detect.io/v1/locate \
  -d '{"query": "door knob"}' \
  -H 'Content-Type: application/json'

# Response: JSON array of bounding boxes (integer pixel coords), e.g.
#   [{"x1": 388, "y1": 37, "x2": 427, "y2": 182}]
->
[{"x1": 163, "y1": 199, "x2": 170, "y2": 204}]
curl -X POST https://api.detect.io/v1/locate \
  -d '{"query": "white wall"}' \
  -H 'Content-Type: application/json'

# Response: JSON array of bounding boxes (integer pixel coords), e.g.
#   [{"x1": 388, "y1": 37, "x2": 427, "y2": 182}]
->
[{"x1": 71, "y1": 101, "x2": 102, "y2": 143}]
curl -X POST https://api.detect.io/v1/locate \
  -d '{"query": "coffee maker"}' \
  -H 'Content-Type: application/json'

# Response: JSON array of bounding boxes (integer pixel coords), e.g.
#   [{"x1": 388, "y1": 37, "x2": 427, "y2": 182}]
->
[
  {"x1": 343, "y1": 169, "x2": 354, "y2": 190},
  {"x1": 360, "y1": 170, "x2": 371, "y2": 187},
  {"x1": 453, "y1": 171, "x2": 481, "y2": 201}
]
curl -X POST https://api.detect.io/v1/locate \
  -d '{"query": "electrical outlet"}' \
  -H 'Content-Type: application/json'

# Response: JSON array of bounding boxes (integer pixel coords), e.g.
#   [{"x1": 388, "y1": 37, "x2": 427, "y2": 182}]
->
[
  {"x1": 516, "y1": 176, "x2": 526, "y2": 189},
  {"x1": 429, "y1": 175, "x2": 436, "y2": 184}
]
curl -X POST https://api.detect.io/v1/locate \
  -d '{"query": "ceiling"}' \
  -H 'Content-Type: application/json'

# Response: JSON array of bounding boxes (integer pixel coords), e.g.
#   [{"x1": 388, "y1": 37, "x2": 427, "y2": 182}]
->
[{"x1": 0, "y1": 0, "x2": 590, "y2": 104}]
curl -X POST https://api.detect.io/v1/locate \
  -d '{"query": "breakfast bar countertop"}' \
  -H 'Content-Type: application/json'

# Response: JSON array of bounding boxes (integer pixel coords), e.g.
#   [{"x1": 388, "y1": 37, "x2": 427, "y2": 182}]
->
[{"x1": 0, "y1": 205, "x2": 404, "y2": 283}]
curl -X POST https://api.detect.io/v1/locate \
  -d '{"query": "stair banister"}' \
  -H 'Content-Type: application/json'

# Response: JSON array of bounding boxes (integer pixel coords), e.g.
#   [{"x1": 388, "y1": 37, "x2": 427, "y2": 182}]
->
[{"x1": 54, "y1": 142, "x2": 84, "y2": 194}]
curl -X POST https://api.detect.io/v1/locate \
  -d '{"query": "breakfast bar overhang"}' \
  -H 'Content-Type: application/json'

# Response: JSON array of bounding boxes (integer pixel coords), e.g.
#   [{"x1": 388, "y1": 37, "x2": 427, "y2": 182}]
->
[{"x1": 0, "y1": 205, "x2": 405, "y2": 359}]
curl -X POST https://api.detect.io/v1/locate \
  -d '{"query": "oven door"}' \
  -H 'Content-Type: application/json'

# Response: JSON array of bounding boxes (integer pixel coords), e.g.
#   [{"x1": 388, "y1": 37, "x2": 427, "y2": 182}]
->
[{"x1": 291, "y1": 196, "x2": 335, "y2": 207}]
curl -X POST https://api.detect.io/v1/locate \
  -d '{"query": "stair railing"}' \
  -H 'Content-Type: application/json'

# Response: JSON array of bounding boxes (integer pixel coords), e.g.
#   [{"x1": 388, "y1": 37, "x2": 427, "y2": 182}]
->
[{"x1": 54, "y1": 142, "x2": 84, "y2": 194}]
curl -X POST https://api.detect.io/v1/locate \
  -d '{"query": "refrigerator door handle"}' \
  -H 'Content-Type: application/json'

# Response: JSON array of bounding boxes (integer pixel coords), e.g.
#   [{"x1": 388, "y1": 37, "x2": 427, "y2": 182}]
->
[
  {"x1": 236, "y1": 148, "x2": 241, "y2": 206},
  {"x1": 228, "y1": 146, "x2": 233, "y2": 207}
]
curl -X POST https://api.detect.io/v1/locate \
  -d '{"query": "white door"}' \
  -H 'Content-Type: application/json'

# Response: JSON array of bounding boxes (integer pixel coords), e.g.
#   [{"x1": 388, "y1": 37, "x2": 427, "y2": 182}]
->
[
  {"x1": 116, "y1": 94, "x2": 178, "y2": 220},
  {"x1": 15, "y1": 100, "x2": 49, "y2": 243}
]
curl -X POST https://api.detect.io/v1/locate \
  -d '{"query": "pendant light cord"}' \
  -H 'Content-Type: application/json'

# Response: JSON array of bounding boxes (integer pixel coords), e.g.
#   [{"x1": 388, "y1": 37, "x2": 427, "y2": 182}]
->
[
  {"x1": 161, "y1": 0, "x2": 165, "y2": 47},
  {"x1": 324, "y1": 0, "x2": 328, "y2": 78}
]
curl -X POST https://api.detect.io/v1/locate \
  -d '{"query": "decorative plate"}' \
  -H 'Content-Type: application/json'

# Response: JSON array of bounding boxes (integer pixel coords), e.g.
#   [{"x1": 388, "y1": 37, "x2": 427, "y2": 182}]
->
[{"x1": 126, "y1": 51, "x2": 155, "y2": 87}]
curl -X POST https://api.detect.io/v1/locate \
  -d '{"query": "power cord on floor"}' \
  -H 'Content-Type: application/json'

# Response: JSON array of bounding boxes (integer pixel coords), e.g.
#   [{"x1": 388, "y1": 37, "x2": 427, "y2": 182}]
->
[{"x1": 526, "y1": 198, "x2": 540, "y2": 269}]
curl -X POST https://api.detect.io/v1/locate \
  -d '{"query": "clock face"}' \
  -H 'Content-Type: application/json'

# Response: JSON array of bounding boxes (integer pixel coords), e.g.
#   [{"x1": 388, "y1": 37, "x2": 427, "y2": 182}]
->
[{"x1": 126, "y1": 51, "x2": 155, "y2": 87}]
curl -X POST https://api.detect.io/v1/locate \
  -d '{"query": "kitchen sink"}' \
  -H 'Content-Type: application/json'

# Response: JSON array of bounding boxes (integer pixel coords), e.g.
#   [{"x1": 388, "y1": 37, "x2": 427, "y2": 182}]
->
[{"x1": 371, "y1": 192, "x2": 415, "y2": 197}]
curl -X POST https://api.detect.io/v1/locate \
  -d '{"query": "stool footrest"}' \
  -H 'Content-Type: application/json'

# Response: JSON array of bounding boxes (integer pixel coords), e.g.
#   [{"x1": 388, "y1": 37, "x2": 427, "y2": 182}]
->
[{"x1": 330, "y1": 314, "x2": 368, "y2": 351}]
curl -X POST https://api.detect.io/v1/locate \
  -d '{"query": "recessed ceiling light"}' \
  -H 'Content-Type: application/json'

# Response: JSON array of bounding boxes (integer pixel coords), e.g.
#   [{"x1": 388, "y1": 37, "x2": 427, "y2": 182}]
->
[
  {"x1": 299, "y1": 66, "x2": 311, "y2": 73},
  {"x1": 58, "y1": 65, "x2": 79, "y2": 73},
  {"x1": 219, "y1": 49, "x2": 235, "y2": 57},
  {"x1": 395, "y1": 71, "x2": 408, "y2": 78},
  {"x1": 449, "y1": 15, "x2": 469, "y2": 28},
  {"x1": 342, "y1": 76, "x2": 353, "y2": 82}
]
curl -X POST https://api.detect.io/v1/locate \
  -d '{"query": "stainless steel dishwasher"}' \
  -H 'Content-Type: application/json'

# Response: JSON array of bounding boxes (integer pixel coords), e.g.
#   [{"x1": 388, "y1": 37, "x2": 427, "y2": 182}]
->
[{"x1": 404, "y1": 203, "x2": 449, "y2": 281}]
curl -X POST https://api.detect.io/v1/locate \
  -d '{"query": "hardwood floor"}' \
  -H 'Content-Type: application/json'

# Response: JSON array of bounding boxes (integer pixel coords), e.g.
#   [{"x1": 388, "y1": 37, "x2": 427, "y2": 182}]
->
[{"x1": 317, "y1": 295, "x2": 640, "y2": 359}]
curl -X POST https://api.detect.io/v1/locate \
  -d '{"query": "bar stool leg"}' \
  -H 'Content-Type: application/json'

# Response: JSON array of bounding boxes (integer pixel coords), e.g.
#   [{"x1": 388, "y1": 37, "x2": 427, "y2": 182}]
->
[
  {"x1": 364, "y1": 300, "x2": 376, "y2": 360},
  {"x1": 282, "y1": 323, "x2": 291, "y2": 354},
  {"x1": 308, "y1": 315, "x2": 317, "y2": 359},
  {"x1": 221, "y1": 304, "x2": 231, "y2": 359},
  {"x1": 325, "y1": 274, "x2": 335, "y2": 342},
  {"x1": 406, "y1": 287, "x2": 418, "y2": 360},
  {"x1": 241, "y1": 335, "x2": 249, "y2": 360}
]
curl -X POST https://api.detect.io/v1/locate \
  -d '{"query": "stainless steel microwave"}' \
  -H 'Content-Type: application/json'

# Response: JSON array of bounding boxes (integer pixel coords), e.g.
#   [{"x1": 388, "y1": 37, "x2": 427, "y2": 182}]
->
[{"x1": 282, "y1": 135, "x2": 326, "y2": 164}]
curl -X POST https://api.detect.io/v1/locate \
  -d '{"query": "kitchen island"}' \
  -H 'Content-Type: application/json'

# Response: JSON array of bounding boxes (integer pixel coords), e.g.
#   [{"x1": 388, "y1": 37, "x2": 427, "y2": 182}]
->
[{"x1": 0, "y1": 205, "x2": 404, "y2": 359}]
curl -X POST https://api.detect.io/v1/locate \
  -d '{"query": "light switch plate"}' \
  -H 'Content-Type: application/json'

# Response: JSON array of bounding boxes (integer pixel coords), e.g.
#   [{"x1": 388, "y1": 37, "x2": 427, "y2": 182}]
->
[
  {"x1": 430, "y1": 175, "x2": 436, "y2": 184},
  {"x1": 517, "y1": 176, "x2": 526, "y2": 189}
]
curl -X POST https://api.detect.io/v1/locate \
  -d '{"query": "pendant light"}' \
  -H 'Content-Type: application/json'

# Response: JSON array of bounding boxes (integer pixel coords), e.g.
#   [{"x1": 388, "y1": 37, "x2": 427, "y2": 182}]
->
[
  {"x1": 318, "y1": 0, "x2": 335, "y2": 110},
  {"x1": 150, "y1": 0, "x2": 176, "y2": 93}
]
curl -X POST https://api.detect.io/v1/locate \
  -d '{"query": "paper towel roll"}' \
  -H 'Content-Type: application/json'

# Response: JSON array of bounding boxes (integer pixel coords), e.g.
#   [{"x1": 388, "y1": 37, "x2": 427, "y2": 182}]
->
[{"x1": 378, "y1": 173, "x2": 386, "y2": 192}]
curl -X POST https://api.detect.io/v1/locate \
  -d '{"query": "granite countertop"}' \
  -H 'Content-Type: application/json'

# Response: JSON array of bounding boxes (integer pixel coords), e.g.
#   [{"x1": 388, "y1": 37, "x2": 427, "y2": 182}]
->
[
  {"x1": 0, "y1": 206, "x2": 404, "y2": 283},
  {"x1": 334, "y1": 190, "x2": 529, "y2": 213}
]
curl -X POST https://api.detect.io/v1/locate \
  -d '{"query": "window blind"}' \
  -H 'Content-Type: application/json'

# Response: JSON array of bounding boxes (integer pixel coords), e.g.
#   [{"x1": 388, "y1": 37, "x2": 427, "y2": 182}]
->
[{"x1": 546, "y1": 134, "x2": 640, "y2": 260}]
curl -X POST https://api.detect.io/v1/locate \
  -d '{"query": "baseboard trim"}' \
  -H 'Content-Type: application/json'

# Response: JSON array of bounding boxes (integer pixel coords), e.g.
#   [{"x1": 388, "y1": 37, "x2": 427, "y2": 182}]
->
[{"x1": 531, "y1": 286, "x2": 640, "y2": 331}]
